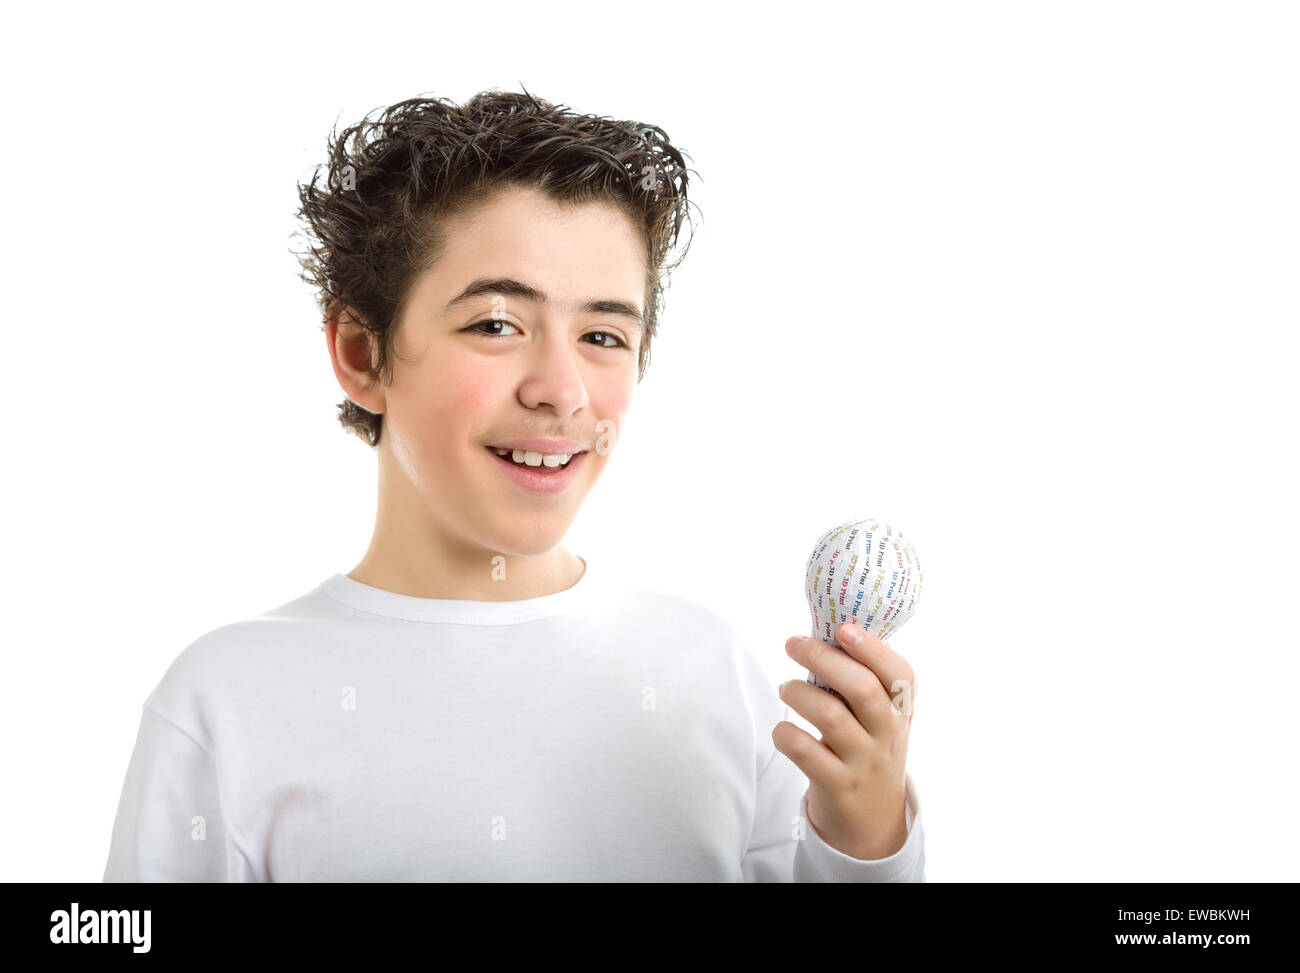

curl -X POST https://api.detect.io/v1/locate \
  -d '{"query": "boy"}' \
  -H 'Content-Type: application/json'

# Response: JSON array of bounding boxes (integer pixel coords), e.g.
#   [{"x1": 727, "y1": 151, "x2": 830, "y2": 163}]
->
[{"x1": 102, "y1": 90, "x2": 925, "y2": 881}]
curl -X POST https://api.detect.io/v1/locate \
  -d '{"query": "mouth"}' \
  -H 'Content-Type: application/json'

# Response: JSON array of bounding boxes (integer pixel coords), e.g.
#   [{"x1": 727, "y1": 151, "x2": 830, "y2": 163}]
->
[{"x1": 484, "y1": 445, "x2": 588, "y2": 493}]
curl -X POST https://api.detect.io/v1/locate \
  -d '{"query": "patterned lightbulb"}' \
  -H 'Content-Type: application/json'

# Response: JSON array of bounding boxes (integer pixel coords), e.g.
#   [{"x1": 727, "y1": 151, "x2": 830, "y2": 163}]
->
[{"x1": 803, "y1": 519, "x2": 923, "y2": 702}]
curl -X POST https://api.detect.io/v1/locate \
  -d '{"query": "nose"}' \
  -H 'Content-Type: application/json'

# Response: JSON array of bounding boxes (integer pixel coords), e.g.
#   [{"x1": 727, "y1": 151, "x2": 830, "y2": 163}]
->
[{"x1": 517, "y1": 329, "x2": 589, "y2": 415}]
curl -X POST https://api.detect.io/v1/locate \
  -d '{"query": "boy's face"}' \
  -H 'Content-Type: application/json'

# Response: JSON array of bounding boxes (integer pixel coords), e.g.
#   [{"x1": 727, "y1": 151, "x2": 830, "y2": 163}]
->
[{"x1": 351, "y1": 184, "x2": 644, "y2": 559}]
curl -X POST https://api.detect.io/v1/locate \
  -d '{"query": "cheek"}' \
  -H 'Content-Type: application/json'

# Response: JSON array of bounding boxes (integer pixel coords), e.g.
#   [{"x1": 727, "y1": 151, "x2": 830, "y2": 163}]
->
[
  {"x1": 590, "y1": 372, "x2": 636, "y2": 433},
  {"x1": 398, "y1": 359, "x2": 502, "y2": 470}
]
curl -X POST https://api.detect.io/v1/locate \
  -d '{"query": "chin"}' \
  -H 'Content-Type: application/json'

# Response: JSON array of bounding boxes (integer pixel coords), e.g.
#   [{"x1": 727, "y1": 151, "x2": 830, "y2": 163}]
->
[{"x1": 480, "y1": 521, "x2": 570, "y2": 558}]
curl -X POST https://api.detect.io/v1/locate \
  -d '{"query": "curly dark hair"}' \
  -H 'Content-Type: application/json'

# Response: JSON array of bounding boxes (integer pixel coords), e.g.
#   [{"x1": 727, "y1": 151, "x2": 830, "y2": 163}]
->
[{"x1": 293, "y1": 88, "x2": 699, "y2": 447}]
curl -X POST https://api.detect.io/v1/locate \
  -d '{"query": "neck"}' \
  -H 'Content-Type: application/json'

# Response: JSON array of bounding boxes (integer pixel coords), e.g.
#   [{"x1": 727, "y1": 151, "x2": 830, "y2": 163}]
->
[
  {"x1": 347, "y1": 544, "x2": 585, "y2": 601},
  {"x1": 347, "y1": 450, "x2": 585, "y2": 601}
]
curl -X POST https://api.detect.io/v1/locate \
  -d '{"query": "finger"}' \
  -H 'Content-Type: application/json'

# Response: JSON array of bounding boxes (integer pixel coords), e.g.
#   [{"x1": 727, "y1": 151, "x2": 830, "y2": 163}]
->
[
  {"x1": 834, "y1": 622, "x2": 918, "y2": 718},
  {"x1": 772, "y1": 719, "x2": 847, "y2": 789},
  {"x1": 787, "y1": 634, "x2": 893, "y2": 731},
  {"x1": 778, "y1": 678, "x2": 869, "y2": 762}
]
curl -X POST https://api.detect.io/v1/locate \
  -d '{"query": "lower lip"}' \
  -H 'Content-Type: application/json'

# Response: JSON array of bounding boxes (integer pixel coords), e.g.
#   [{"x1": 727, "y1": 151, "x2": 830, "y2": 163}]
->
[{"x1": 486, "y1": 447, "x2": 587, "y2": 495}]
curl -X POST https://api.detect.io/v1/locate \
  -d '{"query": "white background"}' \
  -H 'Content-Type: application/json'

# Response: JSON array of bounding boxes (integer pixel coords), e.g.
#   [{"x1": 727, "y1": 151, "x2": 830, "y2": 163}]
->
[{"x1": 1, "y1": 0, "x2": 1296, "y2": 881}]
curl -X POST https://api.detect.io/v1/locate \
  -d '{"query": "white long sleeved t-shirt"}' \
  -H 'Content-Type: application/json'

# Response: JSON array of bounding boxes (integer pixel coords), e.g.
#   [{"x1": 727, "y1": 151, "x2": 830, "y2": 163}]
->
[{"x1": 103, "y1": 556, "x2": 925, "y2": 882}]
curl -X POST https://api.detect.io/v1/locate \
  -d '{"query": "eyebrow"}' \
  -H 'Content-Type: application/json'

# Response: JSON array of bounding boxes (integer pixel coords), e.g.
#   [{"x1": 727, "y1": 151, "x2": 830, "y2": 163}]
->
[{"x1": 443, "y1": 276, "x2": 644, "y2": 333}]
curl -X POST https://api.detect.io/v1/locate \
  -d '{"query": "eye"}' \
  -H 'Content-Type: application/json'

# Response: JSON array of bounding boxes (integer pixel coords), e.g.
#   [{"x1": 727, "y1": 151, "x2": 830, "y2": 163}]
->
[
  {"x1": 463, "y1": 319, "x2": 521, "y2": 337},
  {"x1": 584, "y1": 331, "x2": 629, "y2": 349}
]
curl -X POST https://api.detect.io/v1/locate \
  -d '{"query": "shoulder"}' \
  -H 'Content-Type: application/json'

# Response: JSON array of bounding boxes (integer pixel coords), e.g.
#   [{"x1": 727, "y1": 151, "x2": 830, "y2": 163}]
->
[
  {"x1": 618, "y1": 582, "x2": 737, "y2": 639},
  {"x1": 613, "y1": 582, "x2": 760, "y2": 673},
  {"x1": 140, "y1": 583, "x2": 340, "y2": 744}
]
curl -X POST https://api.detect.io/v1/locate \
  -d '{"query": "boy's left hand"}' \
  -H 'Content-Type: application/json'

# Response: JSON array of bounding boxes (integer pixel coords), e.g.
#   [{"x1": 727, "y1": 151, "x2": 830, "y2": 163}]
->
[{"x1": 774, "y1": 621, "x2": 916, "y2": 861}]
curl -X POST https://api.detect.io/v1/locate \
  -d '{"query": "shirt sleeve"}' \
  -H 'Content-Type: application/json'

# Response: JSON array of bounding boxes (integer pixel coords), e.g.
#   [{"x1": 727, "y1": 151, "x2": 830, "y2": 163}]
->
[{"x1": 103, "y1": 705, "x2": 258, "y2": 882}]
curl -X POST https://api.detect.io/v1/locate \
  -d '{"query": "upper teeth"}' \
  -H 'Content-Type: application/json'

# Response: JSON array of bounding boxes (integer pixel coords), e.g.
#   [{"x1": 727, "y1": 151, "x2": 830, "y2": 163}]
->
[{"x1": 494, "y1": 448, "x2": 574, "y2": 467}]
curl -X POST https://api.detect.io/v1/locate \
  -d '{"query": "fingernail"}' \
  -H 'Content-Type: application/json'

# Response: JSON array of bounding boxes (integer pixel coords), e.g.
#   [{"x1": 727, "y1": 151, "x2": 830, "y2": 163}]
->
[
  {"x1": 785, "y1": 636, "x2": 801, "y2": 654},
  {"x1": 840, "y1": 623, "x2": 862, "y2": 647}
]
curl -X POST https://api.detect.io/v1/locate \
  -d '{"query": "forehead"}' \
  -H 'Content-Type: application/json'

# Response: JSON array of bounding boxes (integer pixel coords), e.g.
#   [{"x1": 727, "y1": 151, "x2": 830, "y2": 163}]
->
[{"x1": 431, "y1": 185, "x2": 647, "y2": 294}]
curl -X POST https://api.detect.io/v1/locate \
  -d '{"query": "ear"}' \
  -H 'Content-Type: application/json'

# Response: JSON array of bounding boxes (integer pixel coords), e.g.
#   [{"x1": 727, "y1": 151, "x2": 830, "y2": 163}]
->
[{"x1": 324, "y1": 301, "x2": 385, "y2": 416}]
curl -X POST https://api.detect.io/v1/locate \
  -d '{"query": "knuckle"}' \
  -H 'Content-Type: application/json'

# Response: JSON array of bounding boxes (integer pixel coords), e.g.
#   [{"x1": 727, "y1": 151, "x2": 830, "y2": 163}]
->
[
  {"x1": 806, "y1": 639, "x2": 824, "y2": 666},
  {"x1": 822, "y1": 699, "x2": 850, "y2": 731}
]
